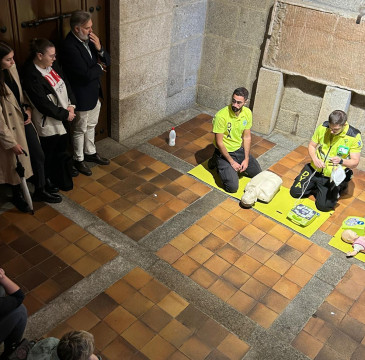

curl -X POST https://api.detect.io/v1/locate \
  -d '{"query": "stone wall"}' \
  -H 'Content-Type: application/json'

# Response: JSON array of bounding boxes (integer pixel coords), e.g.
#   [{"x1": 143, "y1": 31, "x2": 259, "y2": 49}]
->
[{"x1": 110, "y1": 0, "x2": 207, "y2": 142}]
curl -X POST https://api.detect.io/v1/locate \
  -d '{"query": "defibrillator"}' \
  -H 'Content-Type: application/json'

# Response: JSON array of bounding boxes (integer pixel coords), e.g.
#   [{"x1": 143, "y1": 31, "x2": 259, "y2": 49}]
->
[
  {"x1": 287, "y1": 204, "x2": 320, "y2": 227},
  {"x1": 341, "y1": 216, "x2": 365, "y2": 236}
]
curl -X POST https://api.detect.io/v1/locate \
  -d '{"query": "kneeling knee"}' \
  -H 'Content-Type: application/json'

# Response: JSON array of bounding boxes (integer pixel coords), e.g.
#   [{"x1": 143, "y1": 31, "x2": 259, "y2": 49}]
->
[{"x1": 224, "y1": 183, "x2": 239, "y2": 193}]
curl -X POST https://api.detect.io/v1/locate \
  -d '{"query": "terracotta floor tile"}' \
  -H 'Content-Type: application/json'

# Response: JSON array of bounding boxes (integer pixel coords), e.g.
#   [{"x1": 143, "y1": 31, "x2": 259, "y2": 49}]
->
[
  {"x1": 66, "y1": 307, "x2": 100, "y2": 331},
  {"x1": 225, "y1": 214, "x2": 248, "y2": 233},
  {"x1": 209, "y1": 279, "x2": 237, "y2": 301},
  {"x1": 217, "y1": 244, "x2": 242, "y2": 264},
  {"x1": 52, "y1": 266, "x2": 83, "y2": 291},
  {"x1": 304, "y1": 317, "x2": 333, "y2": 343},
  {"x1": 220, "y1": 198, "x2": 240, "y2": 214},
  {"x1": 276, "y1": 244, "x2": 302, "y2": 264},
  {"x1": 339, "y1": 314, "x2": 365, "y2": 343},
  {"x1": 177, "y1": 189, "x2": 200, "y2": 204},
  {"x1": 209, "y1": 206, "x2": 232, "y2": 222},
  {"x1": 140, "y1": 305, "x2": 172, "y2": 332},
  {"x1": 173, "y1": 255, "x2": 200, "y2": 276},
  {"x1": 83, "y1": 180, "x2": 107, "y2": 195},
  {"x1": 152, "y1": 205, "x2": 176, "y2": 222},
  {"x1": 273, "y1": 277, "x2": 301, "y2": 300},
  {"x1": 14, "y1": 215, "x2": 42, "y2": 233},
  {"x1": 36, "y1": 255, "x2": 67, "y2": 278},
  {"x1": 89, "y1": 166, "x2": 108, "y2": 180},
  {"x1": 348, "y1": 301, "x2": 365, "y2": 325},
  {"x1": 201, "y1": 234, "x2": 226, "y2": 252},
  {"x1": 102, "y1": 337, "x2": 138, "y2": 360},
  {"x1": 234, "y1": 208, "x2": 260, "y2": 223},
  {"x1": 253, "y1": 265, "x2": 281, "y2": 287},
  {"x1": 204, "y1": 255, "x2": 231, "y2": 276},
  {"x1": 247, "y1": 302, "x2": 278, "y2": 329},
  {"x1": 252, "y1": 215, "x2": 277, "y2": 233},
  {"x1": 123, "y1": 268, "x2": 153, "y2": 290},
  {"x1": 22, "y1": 293, "x2": 43, "y2": 316},
  {"x1": 257, "y1": 234, "x2": 283, "y2": 252},
  {"x1": 284, "y1": 265, "x2": 312, "y2": 287},
  {"x1": 152, "y1": 189, "x2": 174, "y2": 204},
  {"x1": 305, "y1": 243, "x2": 331, "y2": 264},
  {"x1": 148, "y1": 160, "x2": 170, "y2": 174},
  {"x1": 196, "y1": 317, "x2": 229, "y2": 348},
  {"x1": 213, "y1": 224, "x2": 238, "y2": 243},
  {"x1": 315, "y1": 302, "x2": 345, "y2": 327},
  {"x1": 157, "y1": 244, "x2": 183, "y2": 264},
  {"x1": 90, "y1": 244, "x2": 117, "y2": 265},
  {"x1": 32, "y1": 278, "x2": 62, "y2": 303},
  {"x1": 105, "y1": 279, "x2": 137, "y2": 304},
  {"x1": 0, "y1": 245, "x2": 17, "y2": 265},
  {"x1": 46, "y1": 214, "x2": 73, "y2": 232},
  {"x1": 196, "y1": 215, "x2": 223, "y2": 232},
  {"x1": 158, "y1": 292, "x2": 189, "y2": 318},
  {"x1": 81, "y1": 197, "x2": 105, "y2": 212},
  {"x1": 109, "y1": 197, "x2": 134, "y2": 212},
  {"x1": 189, "y1": 182, "x2": 211, "y2": 196},
  {"x1": 33, "y1": 205, "x2": 58, "y2": 223},
  {"x1": 9, "y1": 234, "x2": 37, "y2": 254},
  {"x1": 141, "y1": 334, "x2": 176, "y2": 360},
  {"x1": 179, "y1": 335, "x2": 212, "y2": 360},
  {"x1": 0, "y1": 225, "x2": 23, "y2": 244},
  {"x1": 137, "y1": 182, "x2": 160, "y2": 196},
  {"x1": 292, "y1": 331, "x2": 324, "y2": 359},
  {"x1": 240, "y1": 224, "x2": 265, "y2": 243},
  {"x1": 164, "y1": 183, "x2": 186, "y2": 196},
  {"x1": 59, "y1": 224, "x2": 88, "y2": 243},
  {"x1": 75, "y1": 234, "x2": 103, "y2": 252},
  {"x1": 326, "y1": 329, "x2": 359, "y2": 358},
  {"x1": 165, "y1": 198, "x2": 189, "y2": 213},
  {"x1": 170, "y1": 234, "x2": 196, "y2": 253},
  {"x1": 229, "y1": 234, "x2": 255, "y2": 253},
  {"x1": 222, "y1": 265, "x2": 250, "y2": 289},
  {"x1": 123, "y1": 205, "x2": 149, "y2": 222},
  {"x1": 124, "y1": 223, "x2": 150, "y2": 241},
  {"x1": 137, "y1": 167, "x2": 159, "y2": 181},
  {"x1": 227, "y1": 290, "x2": 256, "y2": 314},
  {"x1": 159, "y1": 319, "x2": 193, "y2": 348},
  {"x1": 240, "y1": 277, "x2": 269, "y2": 300},
  {"x1": 97, "y1": 173, "x2": 121, "y2": 188},
  {"x1": 90, "y1": 321, "x2": 118, "y2": 351},
  {"x1": 295, "y1": 254, "x2": 323, "y2": 275},
  {"x1": 187, "y1": 244, "x2": 214, "y2": 264},
  {"x1": 217, "y1": 333, "x2": 250, "y2": 360},
  {"x1": 57, "y1": 244, "x2": 86, "y2": 265},
  {"x1": 46, "y1": 322, "x2": 74, "y2": 340},
  {"x1": 122, "y1": 292, "x2": 154, "y2": 318},
  {"x1": 326, "y1": 289, "x2": 354, "y2": 313},
  {"x1": 262, "y1": 289, "x2": 290, "y2": 314},
  {"x1": 17, "y1": 267, "x2": 48, "y2": 291},
  {"x1": 96, "y1": 205, "x2": 120, "y2": 222},
  {"x1": 22, "y1": 244, "x2": 52, "y2": 265},
  {"x1": 174, "y1": 174, "x2": 197, "y2": 188},
  {"x1": 234, "y1": 254, "x2": 262, "y2": 275},
  {"x1": 184, "y1": 224, "x2": 210, "y2": 243},
  {"x1": 286, "y1": 234, "x2": 312, "y2": 253},
  {"x1": 246, "y1": 244, "x2": 273, "y2": 264},
  {"x1": 265, "y1": 254, "x2": 291, "y2": 275},
  {"x1": 72, "y1": 254, "x2": 101, "y2": 276},
  {"x1": 140, "y1": 279, "x2": 170, "y2": 303},
  {"x1": 346, "y1": 265, "x2": 365, "y2": 287},
  {"x1": 3, "y1": 256, "x2": 32, "y2": 278},
  {"x1": 137, "y1": 197, "x2": 161, "y2": 212}
]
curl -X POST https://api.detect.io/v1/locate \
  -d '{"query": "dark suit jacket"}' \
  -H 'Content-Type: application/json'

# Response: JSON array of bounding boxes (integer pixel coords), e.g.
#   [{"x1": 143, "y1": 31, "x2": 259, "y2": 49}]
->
[{"x1": 61, "y1": 32, "x2": 110, "y2": 111}]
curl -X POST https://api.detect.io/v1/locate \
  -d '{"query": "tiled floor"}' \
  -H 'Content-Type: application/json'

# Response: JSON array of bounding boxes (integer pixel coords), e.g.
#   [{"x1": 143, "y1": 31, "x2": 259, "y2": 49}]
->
[
  {"x1": 292, "y1": 265, "x2": 365, "y2": 359},
  {"x1": 0, "y1": 203, "x2": 118, "y2": 315},
  {"x1": 148, "y1": 114, "x2": 276, "y2": 166},
  {"x1": 64, "y1": 149, "x2": 211, "y2": 241},
  {"x1": 268, "y1": 145, "x2": 365, "y2": 237},
  {"x1": 47, "y1": 267, "x2": 250, "y2": 360},
  {"x1": 157, "y1": 198, "x2": 331, "y2": 328}
]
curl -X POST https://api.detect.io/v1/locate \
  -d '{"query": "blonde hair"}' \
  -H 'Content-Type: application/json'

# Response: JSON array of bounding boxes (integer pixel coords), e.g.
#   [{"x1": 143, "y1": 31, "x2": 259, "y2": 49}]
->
[{"x1": 57, "y1": 331, "x2": 94, "y2": 360}]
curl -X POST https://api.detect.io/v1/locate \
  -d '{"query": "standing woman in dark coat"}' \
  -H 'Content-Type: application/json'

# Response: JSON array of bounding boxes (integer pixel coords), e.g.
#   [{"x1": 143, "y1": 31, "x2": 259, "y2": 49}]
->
[
  {"x1": 0, "y1": 41, "x2": 61, "y2": 207},
  {"x1": 23, "y1": 38, "x2": 77, "y2": 191}
]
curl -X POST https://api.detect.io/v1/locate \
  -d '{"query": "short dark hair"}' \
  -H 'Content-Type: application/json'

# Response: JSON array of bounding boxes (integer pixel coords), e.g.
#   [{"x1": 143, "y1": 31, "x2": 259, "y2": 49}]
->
[
  {"x1": 0, "y1": 41, "x2": 13, "y2": 97},
  {"x1": 329, "y1": 110, "x2": 347, "y2": 126},
  {"x1": 57, "y1": 331, "x2": 94, "y2": 360},
  {"x1": 29, "y1": 38, "x2": 54, "y2": 59},
  {"x1": 233, "y1": 87, "x2": 249, "y2": 100},
  {"x1": 70, "y1": 10, "x2": 91, "y2": 30}
]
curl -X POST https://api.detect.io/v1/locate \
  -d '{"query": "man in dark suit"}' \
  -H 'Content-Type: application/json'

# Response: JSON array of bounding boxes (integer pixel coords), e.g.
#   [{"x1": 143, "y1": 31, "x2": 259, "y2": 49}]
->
[{"x1": 62, "y1": 10, "x2": 111, "y2": 176}]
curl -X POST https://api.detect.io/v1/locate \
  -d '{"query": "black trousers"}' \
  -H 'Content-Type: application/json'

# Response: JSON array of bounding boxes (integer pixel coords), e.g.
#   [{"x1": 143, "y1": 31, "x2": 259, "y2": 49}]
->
[
  {"x1": 215, "y1": 147, "x2": 262, "y2": 193},
  {"x1": 24, "y1": 124, "x2": 45, "y2": 189},
  {"x1": 290, "y1": 164, "x2": 339, "y2": 212},
  {"x1": 39, "y1": 134, "x2": 68, "y2": 180}
]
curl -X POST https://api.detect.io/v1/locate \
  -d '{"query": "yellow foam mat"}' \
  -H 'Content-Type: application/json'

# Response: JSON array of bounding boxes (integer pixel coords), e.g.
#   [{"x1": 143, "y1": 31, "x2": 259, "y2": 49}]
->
[
  {"x1": 188, "y1": 161, "x2": 333, "y2": 238},
  {"x1": 329, "y1": 229, "x2": 365, "y2": 262}
]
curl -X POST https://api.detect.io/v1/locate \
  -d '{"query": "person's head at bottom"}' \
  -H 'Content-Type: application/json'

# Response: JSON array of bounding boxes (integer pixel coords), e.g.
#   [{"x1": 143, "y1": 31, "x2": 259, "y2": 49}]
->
[{"x1": 57, "y1": 331, "x2": 99, "y2": 360}]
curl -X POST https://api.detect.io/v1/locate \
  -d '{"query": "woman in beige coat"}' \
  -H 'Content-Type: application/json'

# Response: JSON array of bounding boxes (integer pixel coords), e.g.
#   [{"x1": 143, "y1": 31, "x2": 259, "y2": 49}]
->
[{"x1": 0, "y1": 42, "x2": 61, "y2": 212}]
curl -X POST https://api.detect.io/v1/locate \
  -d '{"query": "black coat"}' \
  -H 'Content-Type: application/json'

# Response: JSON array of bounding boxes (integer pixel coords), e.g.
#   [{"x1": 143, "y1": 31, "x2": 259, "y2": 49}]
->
[
  {"x1": 61, "y1": 32, "x2": 110, "y2": 111},
  {"x1": 22, "y1": 61, "x2": 76, "y2": 121}
]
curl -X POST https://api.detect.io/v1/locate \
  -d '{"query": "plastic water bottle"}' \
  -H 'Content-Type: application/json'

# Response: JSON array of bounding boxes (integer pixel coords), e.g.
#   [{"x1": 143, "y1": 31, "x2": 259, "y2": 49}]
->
[{"x1": 169, "y1": 127, "x2": 176, "y2": 146}]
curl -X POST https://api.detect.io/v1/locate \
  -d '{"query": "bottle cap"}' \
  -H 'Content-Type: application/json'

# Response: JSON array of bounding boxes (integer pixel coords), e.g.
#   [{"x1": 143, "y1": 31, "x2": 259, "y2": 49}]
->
[{"x1": 172, "y1": 127, "x2": 175, "y2": 130}]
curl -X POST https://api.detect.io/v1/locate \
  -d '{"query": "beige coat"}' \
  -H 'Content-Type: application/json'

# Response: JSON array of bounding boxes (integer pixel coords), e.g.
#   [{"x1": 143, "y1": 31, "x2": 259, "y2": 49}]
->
[{"x1": 0, "y1": 65, "x2": 32, "y2": 185}]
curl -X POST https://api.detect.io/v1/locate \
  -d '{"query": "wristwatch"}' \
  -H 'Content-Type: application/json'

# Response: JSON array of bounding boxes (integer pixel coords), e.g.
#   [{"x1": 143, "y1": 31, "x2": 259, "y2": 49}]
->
[{"x1": 339, "y1": 159, "x2": 343, "y2": 165}]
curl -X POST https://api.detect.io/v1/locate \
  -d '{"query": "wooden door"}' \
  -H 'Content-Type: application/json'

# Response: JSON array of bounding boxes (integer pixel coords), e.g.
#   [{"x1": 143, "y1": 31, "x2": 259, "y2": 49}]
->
[{"x1": 0, "y1": 0, "x2": 109, "y2": 141}]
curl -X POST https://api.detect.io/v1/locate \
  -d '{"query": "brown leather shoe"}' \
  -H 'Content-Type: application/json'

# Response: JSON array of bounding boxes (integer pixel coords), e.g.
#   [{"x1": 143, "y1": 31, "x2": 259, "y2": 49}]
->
[{"x1": 74, "y1": 160, "x2": 92, "y2": 176}]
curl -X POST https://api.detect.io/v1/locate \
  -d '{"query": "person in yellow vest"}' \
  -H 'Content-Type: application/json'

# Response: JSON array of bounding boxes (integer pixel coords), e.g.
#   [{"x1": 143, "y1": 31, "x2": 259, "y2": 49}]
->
[
  {"x1": 208, "y1": 87, "x2": 262, "y2": 193},
  {"x1": 290, "y1": 110, "x2": 362, "y2": 212}
]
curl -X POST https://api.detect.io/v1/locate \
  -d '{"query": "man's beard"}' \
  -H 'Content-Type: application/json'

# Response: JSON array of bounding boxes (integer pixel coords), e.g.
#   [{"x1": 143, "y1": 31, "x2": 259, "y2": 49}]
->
[
  {"x1": 77, "y1": 30, "x2": 89, "y2": 41},
  {"x1": 231, "y1": 105, "x2": 240, "y2": 113}
]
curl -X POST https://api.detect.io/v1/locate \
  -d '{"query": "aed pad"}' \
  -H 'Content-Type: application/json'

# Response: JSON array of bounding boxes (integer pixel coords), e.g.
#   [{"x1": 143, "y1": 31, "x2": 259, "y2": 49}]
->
[
  {"x1": 341, "y1": 216, "x2": 365, "y2": 236},
  {"x1": 287, "y1": 204, "x2": 319, "y2": 227}
]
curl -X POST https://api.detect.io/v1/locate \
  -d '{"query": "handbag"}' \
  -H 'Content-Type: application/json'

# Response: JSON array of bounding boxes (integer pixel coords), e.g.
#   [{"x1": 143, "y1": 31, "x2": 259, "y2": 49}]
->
[{"x1": 8, "y1": 339, "x2": 37, "y2": 360}]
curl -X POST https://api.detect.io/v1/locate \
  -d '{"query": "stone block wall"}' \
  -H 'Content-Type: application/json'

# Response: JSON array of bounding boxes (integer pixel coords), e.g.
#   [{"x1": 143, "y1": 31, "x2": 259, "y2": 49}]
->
[{"x1": 110, "y1": 0, "x2": 207, "y2": 142}]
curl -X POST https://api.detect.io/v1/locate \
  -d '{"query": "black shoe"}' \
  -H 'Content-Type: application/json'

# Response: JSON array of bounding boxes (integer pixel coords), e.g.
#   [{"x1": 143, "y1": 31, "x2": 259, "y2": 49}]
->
[
  {"x1": 84, "y1": 153, "x2": 110, "y2": 165},
  {"x1": 33, "y1": 189, "x2": 62, "y2": 203},
  {"x1": 74, "y1": 160, "x2": 92, "y2": 176},
  {"x1": 12, "y1": 194, "x2": 31, "y2": 213},
  {"x1": 208, "y1": 153, "x2": 217, "y2": 170},
  {"x1": 45, "y1": 178, "x2": 59, "y2": 193},
  {"x1": 71, "y1": 166, "x2": 79, "y2": 177}
]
